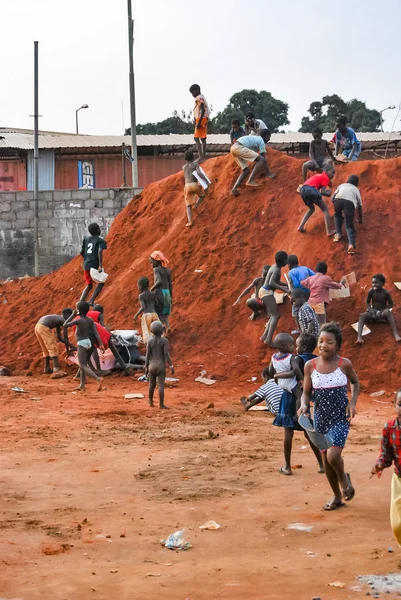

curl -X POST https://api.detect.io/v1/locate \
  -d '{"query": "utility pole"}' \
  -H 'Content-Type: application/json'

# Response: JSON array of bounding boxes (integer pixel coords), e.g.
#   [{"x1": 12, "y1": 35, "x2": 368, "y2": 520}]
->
[
  {"x1": 127, "y1": 0, "x2": 138, "y2": 187},
  {"x1": 33, "y1": 41, "x2": 40, "y2": 277}
]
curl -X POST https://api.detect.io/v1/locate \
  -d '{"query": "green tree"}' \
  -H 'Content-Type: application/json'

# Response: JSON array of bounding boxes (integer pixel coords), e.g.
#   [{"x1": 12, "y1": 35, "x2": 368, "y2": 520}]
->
[
  {"x1": 126, "y1": 110, "x2": 193, "y2": 135},
  {"x1": 210, "y1": 89, "x2": 289, "y2": 133},
  {"x1": 299, "y1": 95, "x2": 380, "y2": 132}
]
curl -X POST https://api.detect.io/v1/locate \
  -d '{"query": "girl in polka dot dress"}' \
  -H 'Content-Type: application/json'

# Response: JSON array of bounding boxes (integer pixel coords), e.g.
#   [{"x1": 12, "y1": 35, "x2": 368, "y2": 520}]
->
[{"x1": 299, "y1": 322, "x2": 359, "y2": 511}]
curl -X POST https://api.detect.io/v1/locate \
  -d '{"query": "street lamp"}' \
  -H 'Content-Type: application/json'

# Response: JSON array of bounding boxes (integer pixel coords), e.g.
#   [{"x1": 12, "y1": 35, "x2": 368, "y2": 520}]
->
[
  {"x1": 75, "y1": 104, "x2": 89, "y2": 134},
  {"x1": 380, "y1": 105, "x2": 396, "y2": 132}
]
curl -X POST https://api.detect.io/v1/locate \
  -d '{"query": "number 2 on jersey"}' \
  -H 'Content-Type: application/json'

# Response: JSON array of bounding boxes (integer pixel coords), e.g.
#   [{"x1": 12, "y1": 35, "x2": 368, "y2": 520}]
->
[{"x1": 87, "y1": 242, "x2": 93, "y2": 254}]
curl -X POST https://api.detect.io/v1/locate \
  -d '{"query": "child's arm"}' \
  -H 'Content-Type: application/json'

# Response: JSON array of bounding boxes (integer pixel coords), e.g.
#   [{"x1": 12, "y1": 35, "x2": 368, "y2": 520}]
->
[
  {"x1": 290, "y1": 355, "x2": 304, "y2": 382},
  {"x1": 268, "y1": 359, "x2": 275, "y2": 379},
  {"x1": 133, "y1": 295, "x2": 145, "y2": 319},
  {"x1": 233, "y1": 278, "x2": 258, "y2": 305},
  {"x1": 365, "y1": 289, "x2": 373, "y2": 311},
  {"x1": 325, "y1": 140, "x2": 336, "y2": 161},
  {"x1": 144, "y1": 342, "x2": 151, "y2": 374},
  {"x1": 164, "y1": 339, "x2": 174, "y2": 374},
  {"x1": 343, "y1": 358, "x2": 359, "y2": 419},
  {"x1": 298, "y1": 361, "x2": 313, "y2": 415},
  {"x1": 98, "y1": 314, "x2": 106, "y2": 327},
  {"x1": 269, "y1": 269, "x2": 289, "y2": 293},
  {"x1": 309, "y1": 141, "x2": 319, "y2": 169},
  {"x1": 385, "y1": 290, "x2": 394, "y2": 309},
  {"x1": 98, "y1": 247, "x2": 104, "y2": 271},
  {"x1": 80, "y1": 239, "x2": 85, "y2": 258},
  {"x1": 196, "y1": 102, "x2": 205, "y2": 128},
  {"x1": 320, "y1": 186, "x2": 332, "y2": 197},
  {"x1": 371, "y1": 424, "x2": 394, "y2": 475},
  {"x1": 92, "y1": 321, "x2": 104, "y2": 351}
]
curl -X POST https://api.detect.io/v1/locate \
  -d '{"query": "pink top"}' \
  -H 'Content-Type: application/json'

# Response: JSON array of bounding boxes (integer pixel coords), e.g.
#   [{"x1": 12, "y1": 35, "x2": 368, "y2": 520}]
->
[{"x1": 301, "y1": 273, "x2": 342, "y2": 305}]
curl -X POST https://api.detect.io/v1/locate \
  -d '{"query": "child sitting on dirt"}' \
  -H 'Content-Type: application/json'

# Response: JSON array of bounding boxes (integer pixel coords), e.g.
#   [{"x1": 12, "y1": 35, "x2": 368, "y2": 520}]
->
[
  {"x1": 259, "y1": 252, "x2": 290, "y2": 346},
  {"x1": 133, "y1": 277, "x2": 160, "y2": 344},
  {"x1": 34, "y1": 309, "x2": 74, "y2": 378},
  {"x1": 287, "y1": 254, "x2": 315, "y2": 331},
  {"x1": 290, "y1": 289, "x2": 319, "y2": 337},
  {"x1": 240, "y1": 367, "x2": 283, "y2": 414},
  {"x1": 298, "y1": 165, "x2": 335, "y2": 237},
  {"x1": 301, "y1": 261, "x2": 346, "y2": 327},
  {"x1": 301, "y1": 128, "x2": 336, "y2": 182},
  {"x1": 233, "y1": 265, "x2": 270, "y2": 320},
  {"x1": 63, "y1": 301, "x2": 105, "y2": 392},
  {"x1": 80, "y1": 223, "x2": 107, "y2": 304},
  {"x1": 145, "y1": 321, "x2": 174, "y2": 409},
  {"x1": 332, "y1": 175, "x2": 363, "y2": 255},
  {"x1": 271, "y1": 333, "x2": 324, "y2": 476},
  {"x1": 371, "y1": 389, "x2": 401, "y2": 545},
  {"x1": 356, "y1": 274, "x2": 401, "y2": 344},
  {"x1": 182, "y1": 150, "x2": 210, "y2": 228}
]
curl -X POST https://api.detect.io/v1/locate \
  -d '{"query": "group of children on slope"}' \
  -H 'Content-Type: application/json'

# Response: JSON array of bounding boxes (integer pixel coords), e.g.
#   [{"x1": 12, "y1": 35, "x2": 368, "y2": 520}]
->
[{"x1": 235, "y1": 252, "x2": 401, "y2": 348}]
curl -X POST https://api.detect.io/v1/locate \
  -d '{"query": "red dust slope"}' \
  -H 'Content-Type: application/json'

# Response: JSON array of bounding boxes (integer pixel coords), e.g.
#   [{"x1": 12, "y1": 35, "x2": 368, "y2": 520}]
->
[{"x1": 1, "y1": 149, "x2": 401, "y2": 388}]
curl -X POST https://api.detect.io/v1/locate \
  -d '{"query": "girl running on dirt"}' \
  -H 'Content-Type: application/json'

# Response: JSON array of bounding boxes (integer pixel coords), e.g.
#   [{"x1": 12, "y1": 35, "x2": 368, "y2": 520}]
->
[{"x1": 298, "y1": 322, "x2": 359, "y2": 511}]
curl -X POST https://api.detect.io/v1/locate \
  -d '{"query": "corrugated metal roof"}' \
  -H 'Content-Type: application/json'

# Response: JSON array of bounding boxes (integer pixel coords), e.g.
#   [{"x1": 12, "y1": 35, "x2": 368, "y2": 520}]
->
[{"x1": 0, "y1": 131, "x2": 400, "y2": 151}]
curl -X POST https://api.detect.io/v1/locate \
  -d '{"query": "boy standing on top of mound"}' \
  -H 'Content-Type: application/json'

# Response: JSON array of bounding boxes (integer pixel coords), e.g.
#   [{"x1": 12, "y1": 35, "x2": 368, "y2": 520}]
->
[
  {"x1": 301, "y1": 128, "x2": 336, "y2": 183},
  {"x1": 34, "y1": 309, "x2": 75, "y2": 378},
  {"x1": 190, "y1": 84, "x2": 210, "y2": 161},
  {"x1": 298, "y1": 165, "x2": 336, "y2": 236},
  {"x1": 182, "y1": 150, "x2": 210, "y2": 228},
  {"x1": 230, "y1": 130, "x2": 275, "y2": 196},
  {"x1": 356, "y1": 274, "x2": 401, "y2": 344},
  {"x1": 80, "y1": 223, "x2": 107, "y2": 305}
]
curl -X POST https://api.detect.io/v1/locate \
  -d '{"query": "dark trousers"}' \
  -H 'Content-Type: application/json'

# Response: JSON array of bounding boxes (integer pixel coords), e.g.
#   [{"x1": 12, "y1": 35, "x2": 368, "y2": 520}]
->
[{"x1": 333, "y1": 198, "x2": 355, "y2": 247}]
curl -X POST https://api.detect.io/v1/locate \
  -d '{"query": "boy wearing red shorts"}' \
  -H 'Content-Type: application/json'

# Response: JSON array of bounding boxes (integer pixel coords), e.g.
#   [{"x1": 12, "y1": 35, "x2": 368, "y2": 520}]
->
[
  {"x1": 190, "y1": 84, "x2": 210, "y2": 161},
  {"x1": 80, "y1": 223, "x2": 107, "y2": 305}
]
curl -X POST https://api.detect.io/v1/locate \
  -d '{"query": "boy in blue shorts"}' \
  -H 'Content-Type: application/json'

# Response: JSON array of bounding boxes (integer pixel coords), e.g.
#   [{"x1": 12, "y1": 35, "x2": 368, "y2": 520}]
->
[{"x1": 298, "y1": 165, "x2": 335, "y2": 236}]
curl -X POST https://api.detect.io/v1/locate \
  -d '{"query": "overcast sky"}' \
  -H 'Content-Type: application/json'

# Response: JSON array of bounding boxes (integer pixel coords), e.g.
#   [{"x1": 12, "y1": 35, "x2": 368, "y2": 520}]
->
[{"x1": 2, "y1": 0, "x2": 401, "y2": 135}]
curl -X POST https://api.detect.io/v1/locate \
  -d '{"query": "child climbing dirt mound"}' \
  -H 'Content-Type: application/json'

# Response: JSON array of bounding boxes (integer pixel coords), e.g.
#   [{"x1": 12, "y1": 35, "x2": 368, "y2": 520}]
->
[{"x1": 1, "y1": 150, "x2": 401, "y2": 388}]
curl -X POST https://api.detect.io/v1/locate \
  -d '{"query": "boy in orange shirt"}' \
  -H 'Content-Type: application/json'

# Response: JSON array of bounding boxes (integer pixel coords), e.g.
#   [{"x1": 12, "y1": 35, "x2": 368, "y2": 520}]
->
[{"x1": 190, "y1": 84, "x2": 210, "y2": 161}]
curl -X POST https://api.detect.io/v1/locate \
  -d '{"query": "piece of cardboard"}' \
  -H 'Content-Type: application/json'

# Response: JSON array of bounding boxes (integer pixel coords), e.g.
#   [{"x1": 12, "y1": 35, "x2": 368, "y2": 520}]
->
[
  {"x1": 124, "y1": 393, "x2": 145, "y2": 399},
  {"x1": 329, "y1": 285, "x2": 350, "y2": 300},
  {"x1": 351, "y1": 323, "x2": 371, "y2": 335},
  {"x1": 193, "y1": 167, "x2": 211, "y2": 190},
  {"x1": 274, "y1": 291, "x2": 286, "y2": 304},
  {"x1": 394, "y1": 282, "x2": 401, "y2": 290},
  {"x1": 345, "y1": 271, "x2": 357, "y2": 285}
]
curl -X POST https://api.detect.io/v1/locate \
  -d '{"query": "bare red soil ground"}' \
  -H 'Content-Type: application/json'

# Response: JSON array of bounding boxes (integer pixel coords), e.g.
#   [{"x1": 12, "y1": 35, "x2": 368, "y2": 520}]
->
[{"x1": 1, "y1": 152, "x2": 401, "y2": 598}]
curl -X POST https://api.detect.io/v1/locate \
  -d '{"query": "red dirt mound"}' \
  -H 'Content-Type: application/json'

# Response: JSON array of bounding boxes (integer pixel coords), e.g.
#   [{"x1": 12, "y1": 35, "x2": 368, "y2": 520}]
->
[{"x1": 1, "y1": 149, "x2": 401, "y2": 389}]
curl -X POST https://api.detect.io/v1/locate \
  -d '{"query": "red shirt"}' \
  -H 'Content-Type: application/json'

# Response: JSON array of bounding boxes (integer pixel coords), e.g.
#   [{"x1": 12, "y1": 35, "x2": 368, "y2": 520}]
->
[
  {"x1": 304, "y1": 173, "x2": 330, "y2": 190},
  {"x1": 375, "y1": 419, "x2": 401, "y2": 476},
  {"x1": 87, "y1": 311, "x2": 111, "y2": 346}
]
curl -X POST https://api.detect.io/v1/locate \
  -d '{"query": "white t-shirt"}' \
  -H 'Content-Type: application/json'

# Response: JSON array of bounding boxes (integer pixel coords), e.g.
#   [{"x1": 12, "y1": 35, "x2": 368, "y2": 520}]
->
[
  {"x1": 332, "y1": 183, "x2": 362, "y2": 208},
  {"x1": 194, "y1": 94, "x2": 210, "y2": 119}
]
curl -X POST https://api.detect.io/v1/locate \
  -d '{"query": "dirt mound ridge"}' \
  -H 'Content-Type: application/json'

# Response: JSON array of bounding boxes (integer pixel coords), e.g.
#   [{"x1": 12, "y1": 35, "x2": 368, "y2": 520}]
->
[{"x1": 1, "y1": 149, "x2": 401, "y2": 388}]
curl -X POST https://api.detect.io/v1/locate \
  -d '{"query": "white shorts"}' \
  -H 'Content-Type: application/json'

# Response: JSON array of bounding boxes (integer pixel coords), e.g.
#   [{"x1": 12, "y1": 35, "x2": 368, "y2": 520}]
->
[{"x1": 230, "y1": 142, "x2": 259, "y2": 170}]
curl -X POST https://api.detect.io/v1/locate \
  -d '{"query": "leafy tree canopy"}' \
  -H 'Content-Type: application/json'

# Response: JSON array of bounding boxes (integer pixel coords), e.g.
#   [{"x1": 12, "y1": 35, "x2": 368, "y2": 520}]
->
[{"x1": 299, "y1": 95, "x2": 381, "y2": 133}]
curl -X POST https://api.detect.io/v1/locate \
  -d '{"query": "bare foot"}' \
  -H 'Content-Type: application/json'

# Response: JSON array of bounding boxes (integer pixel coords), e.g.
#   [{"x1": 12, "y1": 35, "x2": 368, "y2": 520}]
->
[
  {"x1": 318, "y1": 466, "x2": 325, "y2": 474},
  {"x1": 44, "y1": 368, "x2": 52, "y2": 374},
  {"x1": 246, "y1": 182, "x2": 261, "y2": 188},
  {"x1": 355, "y1": 339, "x2": 364, "y2": 345},
  {"x1": 240, "y1": 396, "x2": 248, "y2": 410},
  {"x1": 326, "y1": 229, "x2": 336, "y2": 237},
  {"x1": 249, "y1": 313, "x2": 258, "y2": 321},
  {"x1": 160, "y1": 404, "x2": 170, "y2": 409},
  {"x1": 395, "y1": 335, "x2": 401, "y2": 343},
  {"x1": 149, "y1": 402, "x2": 154, "y2": 408},
  {"x1": 50, "y1": 370, "x2": 67, "y2": 379},
  {"x1": 268, "y1": 172, "x2": 276, "y2": 179},
  {"x1": 75, "y1": 385, "x2": 85, "y2": 391},
  {"x1": 97, "y1": 377, "x2": 104, "y2": 391},
  {"x1": 298, "y1": 226, "x2": 306, "y2": 233},
  {"x1": 185, "y1": 222, "x2": 193, "y2": 228},
  {"x1": 231, "y1": 188, "x2": 239, "y2": 197}
]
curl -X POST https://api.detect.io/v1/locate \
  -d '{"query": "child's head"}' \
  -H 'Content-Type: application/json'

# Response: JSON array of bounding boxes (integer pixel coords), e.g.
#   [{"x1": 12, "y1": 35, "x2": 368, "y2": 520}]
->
[
  {"x1": 62, "y1": 308, "x2": 73, "y2": 320},
  {"x1": 336, "y1": 116, "x2": 347, "y2": 134},
  {"x1": 231, "y1": 118, "x2": 241, "y2": 132},
  {"x1": 184, "y1": 150, "x2": 194, "y2": 162},
  {"x1": 312, "y1": 128, "x2": 323, "y2": 140},
  {"x1": 316, "y1": 261, "x2": 328, "y2": 274},
  {"x1": 287, "y1": 254, "x2": 299, "y2": 269},
  {"x1": 88, "y1": 222, "x2": 101, "y2": 236},
  {"x1": 318, "y1": 322, "x2": 342, "y2": 356},
  {"x1": 93, "y1": 304, "x2": 104, "y2": 314},
  {"x1": 296, "y1": 333, "x2": 317, "y2": 355},
  {"x1": 77, "y1": 301, "x2": 90, "y2": 316},
  {"x1": 261, "y1": 264, "x2": 270, "y2": 278},
  {"x1": 275, "y1": 251, "x2": 288, "y2": 268},
  {"x1": 291, "y1": 288, "x2": 308, "y2": 308},
  {"x1": 273, "y1": 332, "x2": 294, "y2": 354},
  {"x1": 150, "y1": 320, "x2": 164, "y2": 337},
  {"x1": 138, "y1": 276, "x2": 149, "y2": 292},
  {"x1": 245, "y1": 112, "x2": 255, "y2": 126},
  {"x1": 323, "y1": 164, "x2": 335, "y2": 179},
  {"x1": 372, "y1": 273, "x2": 385, "y2": 290},
  {"x1": 348, "y1": 174, "x2": 359, "y2": 187},
  {"x1": 261, "y1": 366, "x2": 270, "y2": 383},
  {"x1": 189, "y1": 84, "x2": 201, "y2": 97},
  {"x1": 394, "y1": 389, "x2": 401, "y2": 419}
]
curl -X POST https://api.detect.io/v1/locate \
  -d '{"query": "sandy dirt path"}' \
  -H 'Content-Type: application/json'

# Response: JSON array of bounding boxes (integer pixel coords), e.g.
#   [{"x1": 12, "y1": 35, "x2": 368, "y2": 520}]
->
[{"x1": 0, "y1": 375, "x2": 399, "y2": 599}]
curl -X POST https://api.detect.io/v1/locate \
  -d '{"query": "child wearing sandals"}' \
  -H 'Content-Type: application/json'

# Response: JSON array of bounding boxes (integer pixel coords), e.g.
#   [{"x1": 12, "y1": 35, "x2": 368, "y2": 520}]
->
[
  {"x1": 271, "y1": 333, "x2": 324, "y2": 476},
  {"x1": 299, "y1": 322, "x2": 359, "y2": 511}
]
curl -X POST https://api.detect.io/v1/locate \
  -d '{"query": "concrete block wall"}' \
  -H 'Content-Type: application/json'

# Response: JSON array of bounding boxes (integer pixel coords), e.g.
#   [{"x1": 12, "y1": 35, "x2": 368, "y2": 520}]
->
[{"x1": 0, "y1": 188, "x2": 140, "y2": 279}]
